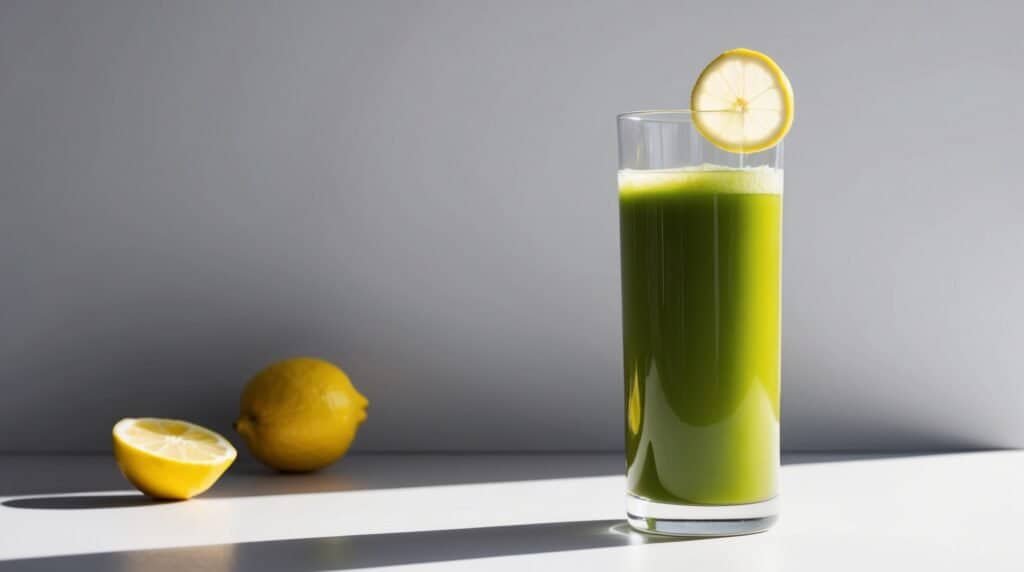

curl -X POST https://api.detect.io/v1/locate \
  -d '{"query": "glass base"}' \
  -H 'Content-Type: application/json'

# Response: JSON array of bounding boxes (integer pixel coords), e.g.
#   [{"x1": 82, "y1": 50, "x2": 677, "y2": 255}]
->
[{"x1": 626, "y1": 493, "x2": 778, "y2": 537}]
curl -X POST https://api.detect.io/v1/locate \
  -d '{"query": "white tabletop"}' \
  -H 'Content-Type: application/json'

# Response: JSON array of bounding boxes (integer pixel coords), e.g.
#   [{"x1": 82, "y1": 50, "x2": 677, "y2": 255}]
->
[{"x1": 1, "y1": 451, "x2": 1020, "y2": 571}]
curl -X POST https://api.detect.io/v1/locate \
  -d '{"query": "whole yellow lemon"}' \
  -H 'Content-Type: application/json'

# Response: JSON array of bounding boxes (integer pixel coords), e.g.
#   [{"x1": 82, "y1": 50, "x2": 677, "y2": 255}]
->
[{"x1": 235, "y1": 357, "x2": 368, "y2": 472}]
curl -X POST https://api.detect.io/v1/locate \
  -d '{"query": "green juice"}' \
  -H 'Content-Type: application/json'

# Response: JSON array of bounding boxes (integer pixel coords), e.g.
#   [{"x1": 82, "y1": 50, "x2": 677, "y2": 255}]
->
[{"x1": 619, "y1": 166, "x2": 782, "y2": 506}]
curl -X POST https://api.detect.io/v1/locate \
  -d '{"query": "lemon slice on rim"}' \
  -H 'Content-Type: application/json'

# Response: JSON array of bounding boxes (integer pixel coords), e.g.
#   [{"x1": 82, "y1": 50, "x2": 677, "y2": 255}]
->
[
  {"x1": 690, "y1": 48, "x2": 794, "y2": 153},
  {"x1": 113, "y1": 418, "x2": 236, "y2": 499}
]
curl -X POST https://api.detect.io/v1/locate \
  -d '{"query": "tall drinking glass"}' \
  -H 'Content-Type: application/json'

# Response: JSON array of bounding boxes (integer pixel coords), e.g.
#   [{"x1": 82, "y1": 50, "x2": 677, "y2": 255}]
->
[{"x1": 618, "y1": 110, "x2": 782, "y2": 536}]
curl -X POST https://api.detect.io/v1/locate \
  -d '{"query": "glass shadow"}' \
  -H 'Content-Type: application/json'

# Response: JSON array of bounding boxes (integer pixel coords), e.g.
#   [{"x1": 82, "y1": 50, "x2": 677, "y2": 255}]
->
[{"x1": 0, "y1": 519, "x2": 683, "y2": 571}]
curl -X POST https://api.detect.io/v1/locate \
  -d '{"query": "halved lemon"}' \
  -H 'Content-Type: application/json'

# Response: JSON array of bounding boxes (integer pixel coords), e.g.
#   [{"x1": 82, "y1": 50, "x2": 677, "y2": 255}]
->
[
  {"x1": 690, "y1": 48, "x2": 794, "y2": 153},
  {"x1": 113, "y1": 418, "x2": 236, "y2": 500}
]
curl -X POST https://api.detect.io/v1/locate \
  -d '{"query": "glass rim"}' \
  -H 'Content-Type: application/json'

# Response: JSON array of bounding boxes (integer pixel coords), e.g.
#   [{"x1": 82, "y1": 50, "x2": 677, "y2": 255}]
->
[
  {"x1": 618, "y1": 109, "x2": 693, "y2": 123},
  {"x1": 618, "y1": 109, "x2": 742, "y2": 123}
]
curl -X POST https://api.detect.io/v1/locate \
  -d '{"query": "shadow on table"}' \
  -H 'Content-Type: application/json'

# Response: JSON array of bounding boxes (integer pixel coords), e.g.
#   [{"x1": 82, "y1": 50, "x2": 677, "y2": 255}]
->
[
  {"x1": 3, "y1": 494, "x2": 168, "y2": 510},
  {"x1": 0, "y1": 519, "x2": 683, "y2": 571},
  {"x1": 780, "y1": 451, "x2": 978, "y2": 465},
  {"x1": 0, "y1": 453, "x2": 623, "y2": 501},
  {"x1": 2, "y1": 451, "x2": 997, "y2": 508}
]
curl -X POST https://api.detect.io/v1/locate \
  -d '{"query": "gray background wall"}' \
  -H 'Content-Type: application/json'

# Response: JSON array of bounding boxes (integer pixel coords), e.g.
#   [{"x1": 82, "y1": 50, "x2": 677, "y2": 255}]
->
[{"x1": 2, "y1": 0, "x2": 1021, "y2": 453}]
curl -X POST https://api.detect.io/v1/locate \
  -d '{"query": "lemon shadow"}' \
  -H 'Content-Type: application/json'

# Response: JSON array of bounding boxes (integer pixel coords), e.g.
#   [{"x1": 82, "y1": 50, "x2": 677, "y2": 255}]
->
[{"x1": 3, "y1": 494, "x2": 172, "y2": 510}]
